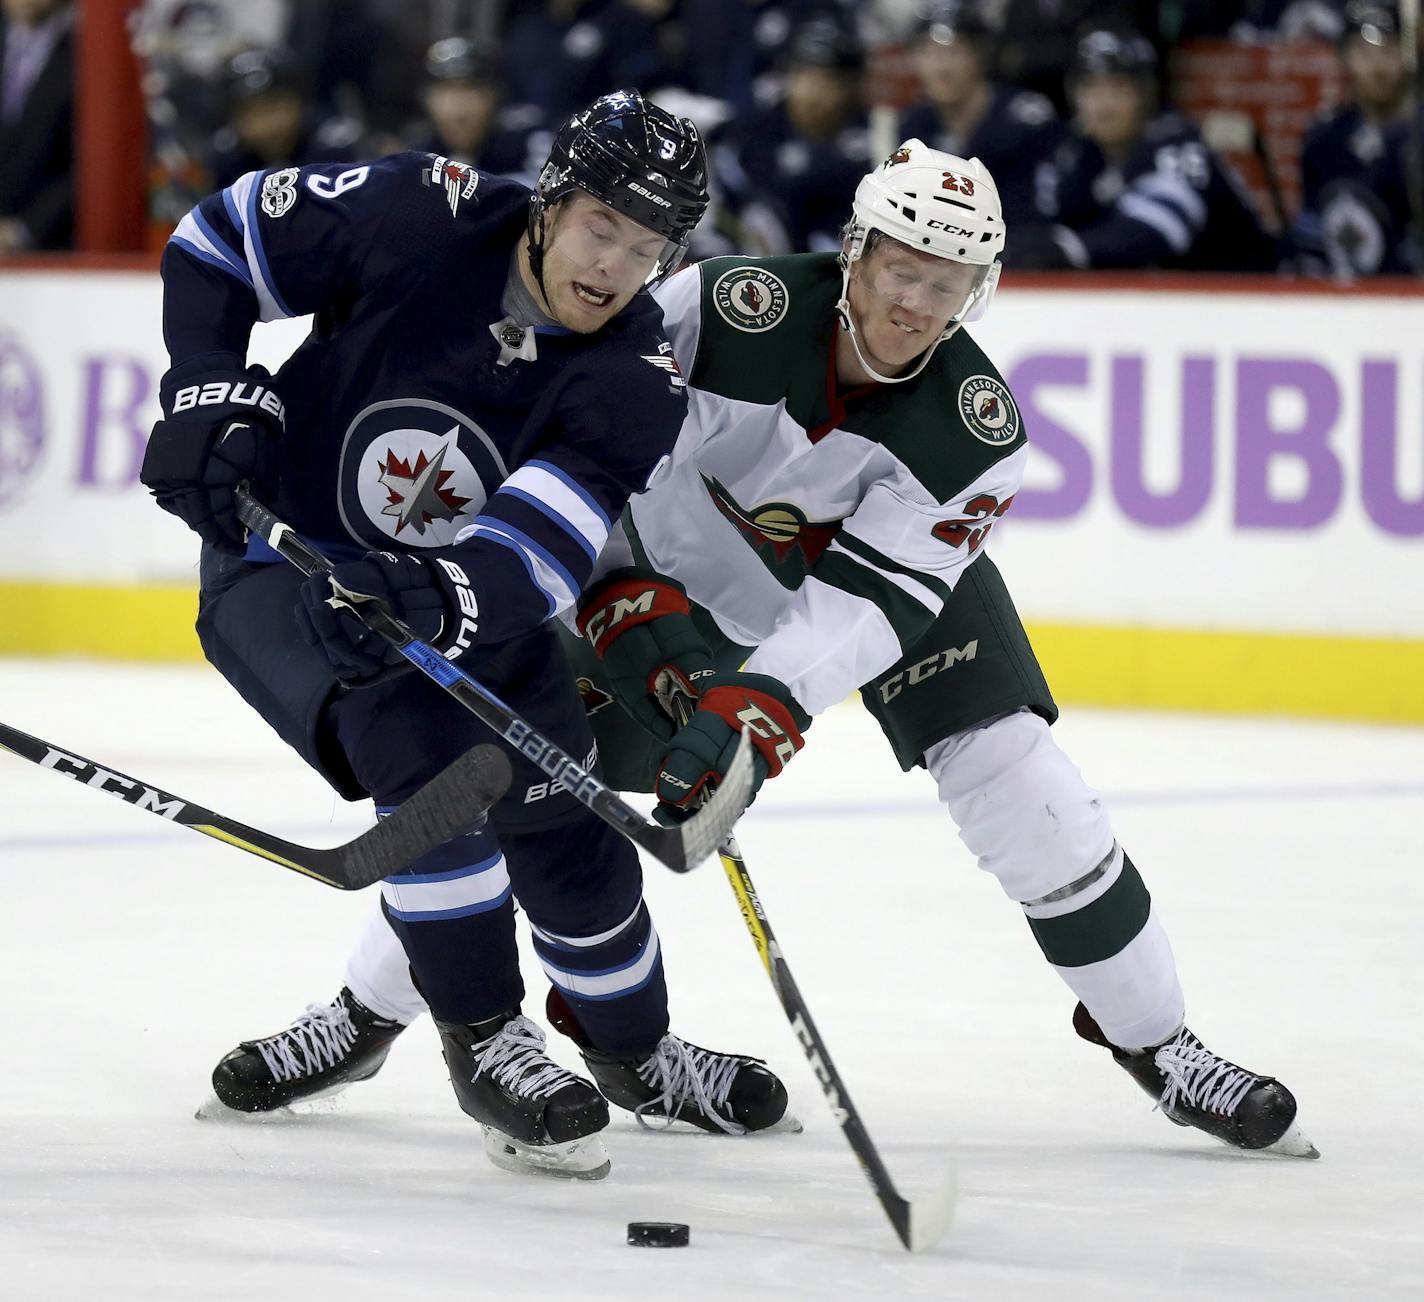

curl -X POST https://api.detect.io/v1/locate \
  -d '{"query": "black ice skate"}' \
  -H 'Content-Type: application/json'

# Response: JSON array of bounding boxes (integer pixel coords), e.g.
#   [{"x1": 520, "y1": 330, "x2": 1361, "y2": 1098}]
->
[
  {"x1": 1074, "y1": 1003, "x2": 1318, "y2": 1158},
  {"x1": 438, "y1": 1010, "x2": 611, "y2": 1180},
  {"x1": 547, "y1": 989, "x2": 791, "y2": 1135},
  {"x1": 206, "y1": 987, "x2": 405, "y2": 1115}
]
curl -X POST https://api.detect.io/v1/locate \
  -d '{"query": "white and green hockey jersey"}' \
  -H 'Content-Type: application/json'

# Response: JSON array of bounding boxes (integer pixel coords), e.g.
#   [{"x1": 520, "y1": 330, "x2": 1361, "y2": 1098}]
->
[{"x1": 622, "y1": 253, "x2": 1029, "y2": 717}]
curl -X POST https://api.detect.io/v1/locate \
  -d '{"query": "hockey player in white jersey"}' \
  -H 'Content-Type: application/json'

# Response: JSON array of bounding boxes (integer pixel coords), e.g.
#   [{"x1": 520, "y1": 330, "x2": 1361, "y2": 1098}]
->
[{"x1": 220, "y1": 140, "x2": 1314, "y2": 1160}]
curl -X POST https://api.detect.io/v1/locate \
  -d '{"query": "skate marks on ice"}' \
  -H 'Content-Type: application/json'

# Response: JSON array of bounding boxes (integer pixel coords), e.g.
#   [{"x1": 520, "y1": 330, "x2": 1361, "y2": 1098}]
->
[{"x1": 2, "y1": 662, "x2": 1423, "y2": 1298}]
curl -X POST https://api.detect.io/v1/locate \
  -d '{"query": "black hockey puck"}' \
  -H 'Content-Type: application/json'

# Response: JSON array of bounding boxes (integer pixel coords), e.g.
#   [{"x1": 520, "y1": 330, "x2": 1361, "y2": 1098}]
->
[{"x1": 627, "y1": 1221, "x2": 690, "y2": 1248}]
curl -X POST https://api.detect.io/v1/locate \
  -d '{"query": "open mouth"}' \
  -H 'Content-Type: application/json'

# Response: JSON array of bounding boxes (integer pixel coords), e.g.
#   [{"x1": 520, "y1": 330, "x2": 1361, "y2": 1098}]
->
[
  {"x1": 891, "y1": 319, "x2": 921, "y2": 335},
  {"x1": 573, "y1": 282, "x2": 615, "y2": 309}
]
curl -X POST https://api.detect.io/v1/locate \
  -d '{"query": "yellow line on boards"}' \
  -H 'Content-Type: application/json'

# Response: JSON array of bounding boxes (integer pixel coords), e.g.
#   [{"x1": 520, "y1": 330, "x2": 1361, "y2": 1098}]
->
[
  {"x1": 1027, "y1": 623, "x2": 1424, "y2": 724},
  {"x1": 1, "y1": 583, "x2": 1421, "y2": 724},
  {"x1": 0, "y1": 582, "x2": 201, "y2": 660}
]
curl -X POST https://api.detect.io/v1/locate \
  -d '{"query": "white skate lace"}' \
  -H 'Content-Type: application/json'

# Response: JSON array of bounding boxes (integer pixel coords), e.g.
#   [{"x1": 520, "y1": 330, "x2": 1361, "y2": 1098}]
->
[
  {"x1": 633, "y1": 1035, "x2": 748, "y2": 1136},
  {"x1": 1154, "y1": 1031, "x2": 1258, "y2": 1118},
  {"x1": 255, "y1": 999, "x2": 359, "y2": 1083},
  {"x1": 472, "y1": 1015, "x2": 586, "y2": 1102}
]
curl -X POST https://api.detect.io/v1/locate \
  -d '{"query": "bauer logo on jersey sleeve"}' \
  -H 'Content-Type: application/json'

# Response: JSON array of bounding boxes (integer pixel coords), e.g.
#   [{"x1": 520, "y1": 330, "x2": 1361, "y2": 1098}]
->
[
  {"x1": 260, "y1": 168, "x2": 300, "y2": 218},
  {"x1": 712, "y1": 266, "x2": 790, "y2": 332},
  {"x1": 337, "y1": 399, "x2": 509, "y2": 549},
  {"x1": 957, "y1": 375, "x2": 1020, "y2": 445}
]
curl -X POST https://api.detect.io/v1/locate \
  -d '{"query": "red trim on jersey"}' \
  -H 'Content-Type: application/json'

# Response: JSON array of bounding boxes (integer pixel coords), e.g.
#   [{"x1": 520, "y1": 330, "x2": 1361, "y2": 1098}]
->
[{"x1": 806, "y1": 321, "x2": 878, "y2": 444}]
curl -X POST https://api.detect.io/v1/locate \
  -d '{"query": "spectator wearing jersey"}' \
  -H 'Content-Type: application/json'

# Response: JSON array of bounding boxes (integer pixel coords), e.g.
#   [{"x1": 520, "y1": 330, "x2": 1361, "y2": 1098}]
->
[
  {"x1": 0, "y1": 0, "x2": 72, "y2": 253},
  {"x1": 899, "y1": 1, "x2": 1063, "y2": 264},
  {"x1": 714, "y1": 18, "x2": 871, "y2": 253},
  {"x1": 207, "y1": 47, "x2": 364, "y2": 194},
  {"x1": 407, "y1": 37, "x2": 547, "y2": 187},
  {"x1": 501, "y1": 0, "x2": 661, "y2": 125},
  {"x1": 1296, "y1": 2, "x2": 1421, "y2": 277},
  {"x1": 1019, "y1": 26, "x2": 1279, "y2": 271}
]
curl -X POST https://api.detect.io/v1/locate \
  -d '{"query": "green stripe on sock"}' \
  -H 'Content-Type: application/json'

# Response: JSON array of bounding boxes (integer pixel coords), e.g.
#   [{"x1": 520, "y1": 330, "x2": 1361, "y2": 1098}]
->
[{"x1": 1026, "y1": 856, "x2": 1151, "y2": 968}]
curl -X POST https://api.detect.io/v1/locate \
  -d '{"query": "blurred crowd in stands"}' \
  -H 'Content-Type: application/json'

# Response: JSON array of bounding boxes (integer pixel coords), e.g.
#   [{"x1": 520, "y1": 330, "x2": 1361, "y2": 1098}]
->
[{"x1": 2, "y1": 0, "x2": 1422, "y2": 278}]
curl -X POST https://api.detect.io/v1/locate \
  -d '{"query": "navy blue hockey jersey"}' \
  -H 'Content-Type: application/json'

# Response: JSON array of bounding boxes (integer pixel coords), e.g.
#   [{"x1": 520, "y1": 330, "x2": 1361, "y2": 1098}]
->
[
  {"x1": 1041, "y1": 112, "x2": 1279, "y2": 272},
  {"x1": 162, "y1": 152, "x2": 689, "y2": 647},
  {"x1": 898, "y1": 86, "x2": 1062, "y2": 259},
  {"x1": 1296, "y1": 104, "x2": 1422, "y2": 277}
]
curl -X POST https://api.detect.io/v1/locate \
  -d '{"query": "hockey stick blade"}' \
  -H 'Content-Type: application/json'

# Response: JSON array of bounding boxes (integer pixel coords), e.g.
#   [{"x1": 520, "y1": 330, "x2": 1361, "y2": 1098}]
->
[
  {"x1": 235, "y1": 488, "x2": 751, "y2": 873},
  {"x1": 0, "y1": 721, "x2": 511, "y2": 890}
]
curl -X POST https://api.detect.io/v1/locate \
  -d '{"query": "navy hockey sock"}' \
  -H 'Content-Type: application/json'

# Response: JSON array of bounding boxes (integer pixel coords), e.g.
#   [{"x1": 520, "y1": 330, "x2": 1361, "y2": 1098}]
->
[{"x1": 378, "y1": 818, "x2": 523, "y2": 1022}]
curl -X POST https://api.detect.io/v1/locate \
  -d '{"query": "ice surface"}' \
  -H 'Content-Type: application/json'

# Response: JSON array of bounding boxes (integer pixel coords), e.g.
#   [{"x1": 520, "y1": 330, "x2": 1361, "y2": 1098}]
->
[{"x1": 2, "y1": 660, "x2": 1421, "y2": 1300}]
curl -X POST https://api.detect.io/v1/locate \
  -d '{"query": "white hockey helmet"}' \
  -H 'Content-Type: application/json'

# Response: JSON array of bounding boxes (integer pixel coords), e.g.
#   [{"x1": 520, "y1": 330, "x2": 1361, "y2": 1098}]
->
[{"x1": 837, "y1": 139, "x2": 1005, "y2": 382}]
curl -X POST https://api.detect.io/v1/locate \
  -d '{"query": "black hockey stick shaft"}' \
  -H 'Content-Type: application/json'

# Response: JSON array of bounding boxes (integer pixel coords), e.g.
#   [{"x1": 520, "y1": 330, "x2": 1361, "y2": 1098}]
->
[
  {"x1": 0, "y1": 721, "x2": 510, "y2": 890},
  {"x1": 234, "y1": 489, "x2": 752, "y2": 874}
]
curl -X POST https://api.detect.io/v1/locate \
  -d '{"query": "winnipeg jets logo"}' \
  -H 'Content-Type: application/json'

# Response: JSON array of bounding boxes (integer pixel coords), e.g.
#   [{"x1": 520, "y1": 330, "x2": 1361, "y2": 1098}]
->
[
  {"x1": 338, "y1": 399, "x2": 507, "y2": 550},
  {"x1": 377, "y1": 435, "x2": 473, "y2": 537}
]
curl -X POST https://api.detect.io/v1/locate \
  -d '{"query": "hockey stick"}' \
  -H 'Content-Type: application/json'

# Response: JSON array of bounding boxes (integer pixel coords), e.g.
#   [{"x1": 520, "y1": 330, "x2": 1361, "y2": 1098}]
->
[
  {"x1": 718, "y1": 835, "x2": 956, "y2": 1251},
  {"x1": 233, "y1": 489, "x2": 753, "y2": 874},
  {"x1": 0, "y1": 721, "x2": 511, "y2": 890},
  {"x1": 658, "y1": 691, "x2": 955, "y2": 1251}
]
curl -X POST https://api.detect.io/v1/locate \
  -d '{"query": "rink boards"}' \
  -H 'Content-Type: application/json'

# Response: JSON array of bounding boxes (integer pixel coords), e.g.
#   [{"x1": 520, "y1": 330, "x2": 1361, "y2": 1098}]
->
[{"x1": 1, "y1": 264, "x2": 1420, "y2": 722}]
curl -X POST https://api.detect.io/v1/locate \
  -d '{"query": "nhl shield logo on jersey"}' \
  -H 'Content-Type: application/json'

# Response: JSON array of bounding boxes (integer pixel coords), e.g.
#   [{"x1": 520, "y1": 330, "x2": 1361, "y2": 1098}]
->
[
  {"x1": 712, "y1": 266, "x2": 790, "y2": 333},
  {"x1": 338, "y1": 399, "x2": 508, "y2": 549},
  {"x1": 957, "y1": 375, "x2": 1020, "y2": 446}
]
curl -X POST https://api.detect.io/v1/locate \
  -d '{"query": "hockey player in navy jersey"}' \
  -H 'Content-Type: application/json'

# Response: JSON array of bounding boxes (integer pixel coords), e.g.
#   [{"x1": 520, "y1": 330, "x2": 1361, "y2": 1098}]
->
[
  {"x1": 139, "y1": 91, "x2": 789, "y2": 1179},
  {"x1": 898, "y1": 0, "x2": 1064, "y2": 265},
  {"x1": 1015, "y1": 27, "x2": 1280, "y2": 272},
  {"x1": 1296, "y1": 3, "x2": 1422, "y2": 277}
]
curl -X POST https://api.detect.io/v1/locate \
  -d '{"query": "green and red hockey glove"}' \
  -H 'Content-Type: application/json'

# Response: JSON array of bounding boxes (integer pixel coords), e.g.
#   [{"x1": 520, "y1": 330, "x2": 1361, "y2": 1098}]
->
[
  {"x1": 576, "y1": 567, "x2": 717, "y2": 742},
  {"x1": 654, "y1": 671, "x2": 810, "y2": 823}
]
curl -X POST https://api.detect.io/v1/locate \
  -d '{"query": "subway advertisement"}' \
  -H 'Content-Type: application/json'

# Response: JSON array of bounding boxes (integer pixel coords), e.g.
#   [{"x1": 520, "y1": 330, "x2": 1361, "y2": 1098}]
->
[{"x1": 1, "y1": 270, "x2": 1419, "y2": 719}]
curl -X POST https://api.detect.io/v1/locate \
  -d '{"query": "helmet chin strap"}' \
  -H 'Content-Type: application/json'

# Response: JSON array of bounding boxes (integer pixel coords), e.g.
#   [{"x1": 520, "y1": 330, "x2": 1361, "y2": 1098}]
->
[
  {"x1": 833, "y1": 257, "x2": 961, "y2": 386},
  {"x1": 525, "y1": 196, "x2": 556, "y2": 314}
]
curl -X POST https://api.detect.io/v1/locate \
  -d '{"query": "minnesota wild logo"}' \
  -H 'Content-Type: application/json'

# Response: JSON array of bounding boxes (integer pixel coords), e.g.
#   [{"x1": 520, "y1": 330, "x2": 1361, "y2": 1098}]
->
[
  {"x1": 703, "y1": 475, "x2": 841, "y2": 586},
  {"x1": 712, "y1": 266, "x2": 789, "y2": 333},
  {"x1": 958, "y1": 375, "x2": 1020, "y2": 445}
]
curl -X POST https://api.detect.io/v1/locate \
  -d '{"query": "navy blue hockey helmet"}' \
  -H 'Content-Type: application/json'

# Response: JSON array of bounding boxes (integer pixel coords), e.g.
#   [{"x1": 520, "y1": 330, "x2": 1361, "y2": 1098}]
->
[
  {"x1": 912, "y1": 0, "x2": 995, "y2": 48},
  {"x1": 1070, "y1": 27, "x2": 1158, "y2": 82},
  {"x1": 533, "y1": 90, "x2": 709, "y2": 263},
  {"x1": 1341, "y1": 1, "x2": 1400, "y2": 46},
  {"x1": 424, "y1": 35, "x2": 503, "y2": 86}
]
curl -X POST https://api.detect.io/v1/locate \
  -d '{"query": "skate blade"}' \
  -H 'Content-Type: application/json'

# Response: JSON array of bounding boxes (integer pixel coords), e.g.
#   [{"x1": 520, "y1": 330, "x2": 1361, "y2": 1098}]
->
[
  {"x1": 1261, "y1": 1118, "x2": 1320, "y2": 1159},
  {"x1": 479, "y1": 1126, "x2": 611, "y2": 1181},
  {"x1": 194, "y1": 1089, "x2": 349, "y2": 1122}
]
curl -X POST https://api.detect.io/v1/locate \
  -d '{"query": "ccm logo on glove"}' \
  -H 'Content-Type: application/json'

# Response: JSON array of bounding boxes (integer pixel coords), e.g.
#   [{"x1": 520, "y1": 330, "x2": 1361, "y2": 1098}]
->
[{"x1": 171, "y1": 381, "x2": 287, "y2": 429}]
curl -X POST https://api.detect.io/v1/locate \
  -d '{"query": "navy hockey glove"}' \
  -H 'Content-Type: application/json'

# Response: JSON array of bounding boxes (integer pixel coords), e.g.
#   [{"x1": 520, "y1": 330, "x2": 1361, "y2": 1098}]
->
[
  {"x1": 575, "y1": 568, "x2": 717, "y2": 742},
  {"x1": 296, "y1": 551, "x2": 480, "y2": 687},
  {"x1": 654, "y1": 672, "x2": 810, "y2": 824},
  {"x1": 140, "y1": 358, "x2": 286, "y2": 552}
]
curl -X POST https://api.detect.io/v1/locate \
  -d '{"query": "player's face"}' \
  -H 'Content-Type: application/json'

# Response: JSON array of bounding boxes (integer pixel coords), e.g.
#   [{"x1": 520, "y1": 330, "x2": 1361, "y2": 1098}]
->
[
  {"x1": 425, "y1": 81, "x2": 500, "y2": 155},
  {"x1": 786, "y1": 65, "x2": 857, "y2": 139},
  {"x1": 233, "y1": 91, "x2": 304, "y2": 161},
  {"x1": 845, "y1": 237, "x2": 981, "y2": 375},
  {"x1": 539, "y1": 193, "x2": 674, "y2": 333},
  {"x1": 1343, "y1": 35, "x2": 1405, "y2": 112},
  {"x1": 914, "y1": 34, "x2": 984, "y2": 109},
  {"x1": 1073, "y1": 74, "x2": 1146, "y2": 155}
]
